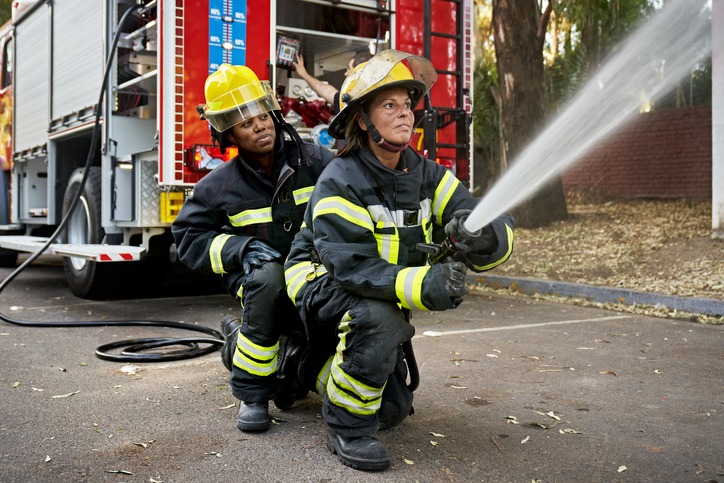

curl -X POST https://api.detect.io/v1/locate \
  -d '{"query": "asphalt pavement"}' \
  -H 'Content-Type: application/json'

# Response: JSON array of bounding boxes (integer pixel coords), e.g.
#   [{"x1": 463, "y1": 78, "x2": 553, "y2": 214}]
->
[{"x1": 0, "y1": 261, "x2": 722, "y2": 482}]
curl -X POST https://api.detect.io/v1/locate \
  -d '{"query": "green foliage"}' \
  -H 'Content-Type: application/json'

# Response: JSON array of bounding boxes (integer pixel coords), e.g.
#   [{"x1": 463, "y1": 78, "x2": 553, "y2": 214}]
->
[
  {"x1": 0, "y1": 0, "x2": 10, "y2": 26},
  {"x1": 472, "y1": 0, "x2": 713, "y2": 190}
]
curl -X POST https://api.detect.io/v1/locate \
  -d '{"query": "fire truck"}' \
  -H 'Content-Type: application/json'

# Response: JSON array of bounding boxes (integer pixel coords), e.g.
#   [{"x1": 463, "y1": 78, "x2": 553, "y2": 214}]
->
[{"x1": 0, "y1": 0, "x2": 473, "y2": 298}]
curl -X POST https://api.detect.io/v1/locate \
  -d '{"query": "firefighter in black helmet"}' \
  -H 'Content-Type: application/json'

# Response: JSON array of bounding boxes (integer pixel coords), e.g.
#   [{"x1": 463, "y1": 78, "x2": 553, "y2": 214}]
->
[
  {"x1": 172, "y1": 64, "x2": 334, "y2": 432},
  {"x1": 284, "y1": 50, "x2": 515, "y2": 471}
]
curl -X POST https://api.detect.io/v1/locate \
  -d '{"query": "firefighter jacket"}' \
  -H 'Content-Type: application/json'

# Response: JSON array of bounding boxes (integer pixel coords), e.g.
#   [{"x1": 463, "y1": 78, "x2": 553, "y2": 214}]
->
[
  {"x1": 172, "y1": 140, "x2": 334, "y2": 275},
  {"x1": 285, "y1": 147, "x2": 514, "y2": 312}
]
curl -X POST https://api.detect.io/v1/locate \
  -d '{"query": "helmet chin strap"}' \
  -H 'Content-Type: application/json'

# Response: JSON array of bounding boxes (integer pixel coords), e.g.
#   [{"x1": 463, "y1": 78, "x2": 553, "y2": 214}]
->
[
  {"x1": 359, "y1": 110, "x2": 410, "y2": 153},
  {"x1": 272, "y1": 111, "x2": 312, "y2": 168}
]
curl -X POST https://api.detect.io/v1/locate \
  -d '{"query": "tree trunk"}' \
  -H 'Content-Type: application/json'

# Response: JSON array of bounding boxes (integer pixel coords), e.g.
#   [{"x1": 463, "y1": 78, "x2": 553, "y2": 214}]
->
[{"x1": 492, "y1": 0, "x2": 567, "y2": 228}]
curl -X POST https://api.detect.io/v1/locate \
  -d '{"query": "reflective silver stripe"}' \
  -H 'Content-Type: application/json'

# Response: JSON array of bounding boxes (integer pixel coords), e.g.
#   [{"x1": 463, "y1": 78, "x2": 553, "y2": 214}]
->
[
  {"x1": 470, "y1": 224, "x2": 515, "y2": 271},
  {"x1": 284, "y1": 261, "x2": 328, "y2": 303},
  {"x1": 293, "y1": 186, "x2": 315, "y2": 205},
  {"x1": 368, "y1": 204, "x2": 393, "y2": 224},
  {"x1": 209, "y1": 233, "x2": 232, "y2": 274},
  {"x1": 313, "y1": 196, "x2": 374, "y2": 232},
  {"x1": 315, "y1": 355, "x2": 333, "y2": 395},
  {"x1": 395, "y1": 266, "x2": 429, "y2": 310},
  {"x1": 432, "y1": 170, "x2": 458, "y2": 223},
  {"x1": 232, "y1": 333, "x2": 279, "y2": 377},
  {"x1": 228, "y1": 207, "x2": 273, "y2": 227}
]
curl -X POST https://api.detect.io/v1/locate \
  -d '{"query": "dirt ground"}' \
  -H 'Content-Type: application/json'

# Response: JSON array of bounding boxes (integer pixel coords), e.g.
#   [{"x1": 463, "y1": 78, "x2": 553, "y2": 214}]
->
[{"x1": 490, "y1": 199, "x2": 723, "y2": 322}]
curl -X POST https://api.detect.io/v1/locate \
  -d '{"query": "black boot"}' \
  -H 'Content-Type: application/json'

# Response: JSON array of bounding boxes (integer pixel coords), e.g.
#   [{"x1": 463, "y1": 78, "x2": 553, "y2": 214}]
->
[
  {"x1": 273, "y1": 332, "x2": 309, "y2": 410},
  {"x1": 327, "y1": 432, "x2": 390, "y2": 471},
  {"x1": 236, "y1": 401, "x2": 269, "y2": 432},
  {"x1": 220, "y1": 315, "x2": 241, "y2": 372}
]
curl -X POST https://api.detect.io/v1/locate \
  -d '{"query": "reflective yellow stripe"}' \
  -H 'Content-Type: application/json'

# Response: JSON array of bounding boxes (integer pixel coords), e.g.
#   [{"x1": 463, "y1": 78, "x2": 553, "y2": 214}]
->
[
  {"x1": 368, "y1": 205, "x2": 400, "y2": 263},
  {"x1": 315, "y1": 356, "x2": 333, "y2": 395},
  {"x1": 313, "y1": 196, "x2": 374, "y2": 232},
  {"x1": 420, "y1": 198, "x2": 433, "y2": 243},
  {"x1": 432, "y1": 170, "x2": 458, "y2": 223},
  {"x1": 285, "y1": 261, "x2": 328, "y2": 304},
  {"x1": 209, "y1": 233, "x2": 232, "y2": 274},
  {"x1": 232, "y1": 333, "x2": 279, "y2": 377},
  {"x1": 293, "y1": 186, "x2": 315, "y2": 205},
  {"x1": 326, "y1": 314, "x2": 384, "y2": 415},
  {"x1": 330, "y1": 359, "x2": 383, "y2": 400},
  {"x1": 228, "y1": 207, "x2": 273, "y2": 227},
  {"x1": 395, "y1": 266, "x2": 430, "y2": 310},
  {"x1": 374, "y1": 220, "x2": 399, "y2": 264},
  {"x1": 470, "y1": 224, "x2": 515, "y2": 271}
]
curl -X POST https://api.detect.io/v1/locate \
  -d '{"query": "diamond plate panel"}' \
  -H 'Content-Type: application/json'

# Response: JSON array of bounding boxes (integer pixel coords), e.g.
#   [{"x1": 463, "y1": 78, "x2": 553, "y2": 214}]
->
[{"x1": 140, "y1": 160, "x2": 165, "y2": 227}]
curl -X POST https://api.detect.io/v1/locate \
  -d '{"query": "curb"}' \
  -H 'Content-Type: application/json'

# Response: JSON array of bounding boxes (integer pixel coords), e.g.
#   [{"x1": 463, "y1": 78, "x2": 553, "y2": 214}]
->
[{"x1": 470, "y1": 274, "x2": 724, "y2": 318}]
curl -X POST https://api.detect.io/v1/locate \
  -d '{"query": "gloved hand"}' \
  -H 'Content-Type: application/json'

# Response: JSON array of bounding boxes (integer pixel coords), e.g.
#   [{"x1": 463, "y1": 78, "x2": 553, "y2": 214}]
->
[
  {"x1": 241, "y1": 240, "x2": 281, "y2": 275},
  {"x1": 444, "y1": 209, "x2": 498, "y2": 255},
  {"x1": 439, "y1": 261, "x2": 469, "y2": 307}
]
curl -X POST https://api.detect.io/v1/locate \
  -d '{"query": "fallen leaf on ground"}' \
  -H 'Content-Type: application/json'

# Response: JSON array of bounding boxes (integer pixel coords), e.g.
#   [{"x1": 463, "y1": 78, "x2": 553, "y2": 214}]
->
[
  {"x1": 599, "y1": 370, "x2": 618, "y2": 376},
  {"x1": 521, "y1": 436, "x2": 530, "y2": 444},
  {"x1": 51, "y1": 390, "x2": 79, "y2": 399},
  {"x1": 403, "y1": 458, "x2": 415, "y2": 465}
]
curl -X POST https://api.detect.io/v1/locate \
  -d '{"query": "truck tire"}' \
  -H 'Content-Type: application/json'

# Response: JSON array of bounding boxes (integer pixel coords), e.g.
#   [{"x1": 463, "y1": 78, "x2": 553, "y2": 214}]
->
[{"x1": 62, "y1": 167, "x2": 115, "y2": 299}]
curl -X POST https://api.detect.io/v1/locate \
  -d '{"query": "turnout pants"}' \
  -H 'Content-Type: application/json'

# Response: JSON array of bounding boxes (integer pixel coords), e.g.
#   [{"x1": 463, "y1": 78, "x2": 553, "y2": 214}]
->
[
  {"x1": 295, "y1": 275, "x2": 415, "y2": 437},
  {"x1": 223, "y1": 262, "x2": 303, "y2": 403}
]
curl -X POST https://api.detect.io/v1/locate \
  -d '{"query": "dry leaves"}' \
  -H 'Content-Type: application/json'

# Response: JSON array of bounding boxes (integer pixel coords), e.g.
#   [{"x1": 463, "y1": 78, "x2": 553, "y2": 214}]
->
[{"x1": 491, "y1": 200, "x2": 723, "y2": 323}]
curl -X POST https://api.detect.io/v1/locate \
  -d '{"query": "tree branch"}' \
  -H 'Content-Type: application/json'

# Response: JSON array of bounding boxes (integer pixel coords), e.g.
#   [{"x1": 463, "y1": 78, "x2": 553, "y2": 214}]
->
[{"x1": 537, "y1": 1, "x2": 553, "y2": 47}]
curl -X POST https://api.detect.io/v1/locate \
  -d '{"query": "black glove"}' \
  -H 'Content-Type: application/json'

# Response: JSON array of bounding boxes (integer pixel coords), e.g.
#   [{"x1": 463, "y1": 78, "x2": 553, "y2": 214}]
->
[
  {"x1": 439, "y1": 261, "x2": 469, "y2": 307},
  {"x1": 241, "y1": 240, "x2": 281, "y2": 275},
  {"x1": 444, "y1": 209, "x2": 498, "y2": 255}
]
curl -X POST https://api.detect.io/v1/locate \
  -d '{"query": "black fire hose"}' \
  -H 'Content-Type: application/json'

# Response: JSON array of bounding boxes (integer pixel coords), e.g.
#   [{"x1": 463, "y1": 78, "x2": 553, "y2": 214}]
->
[
  {"x1": 402, "y1": 308, "x2": 420, "y2": 392},
  {"x1": 0, "y1": 3, "x2": 224, "y2": 363}
]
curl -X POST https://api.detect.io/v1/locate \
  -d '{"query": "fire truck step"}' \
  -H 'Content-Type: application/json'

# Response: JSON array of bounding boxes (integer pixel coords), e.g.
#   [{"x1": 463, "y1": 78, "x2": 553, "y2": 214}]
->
[{"x1": 0, "y1": 236, "x2": 145, "y2": 262}]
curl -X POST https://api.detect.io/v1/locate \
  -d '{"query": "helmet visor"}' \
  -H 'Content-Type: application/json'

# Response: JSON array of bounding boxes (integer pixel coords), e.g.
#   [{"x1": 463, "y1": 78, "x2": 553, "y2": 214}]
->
[{"x1": 201, "y1": 81, "x2": 281, "y2": 132}]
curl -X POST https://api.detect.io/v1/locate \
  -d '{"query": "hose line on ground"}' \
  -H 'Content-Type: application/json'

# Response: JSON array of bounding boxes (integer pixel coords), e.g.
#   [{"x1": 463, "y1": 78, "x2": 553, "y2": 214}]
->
[{"x1": 0, "y1": 4, "x2": 224, "y2": 363}]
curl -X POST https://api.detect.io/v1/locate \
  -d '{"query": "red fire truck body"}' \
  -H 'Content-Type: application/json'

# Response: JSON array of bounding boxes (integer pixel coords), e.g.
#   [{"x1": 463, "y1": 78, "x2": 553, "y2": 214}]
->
[{"x1": 0, "y1": 0, "x2": 472, "y2": 297}]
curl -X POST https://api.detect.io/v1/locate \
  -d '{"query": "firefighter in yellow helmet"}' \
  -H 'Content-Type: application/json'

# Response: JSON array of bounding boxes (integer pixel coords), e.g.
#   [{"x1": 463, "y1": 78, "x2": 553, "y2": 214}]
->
[
  {"x1": 284, "y1": 50, "x2": 515, "y2": 471},
  {"x1": 172, "y1": 64, "x2": 334, "y2": 432}
]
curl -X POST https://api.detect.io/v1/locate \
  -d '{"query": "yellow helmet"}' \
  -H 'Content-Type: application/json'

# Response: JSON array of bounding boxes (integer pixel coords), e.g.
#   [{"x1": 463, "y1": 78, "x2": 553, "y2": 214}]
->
[
  {"x1": 328, "y1": 49, "x2": 437, "y2": 139},
  {"x1": 199, "y1": 64, "x2": 281, "y2": 132}
]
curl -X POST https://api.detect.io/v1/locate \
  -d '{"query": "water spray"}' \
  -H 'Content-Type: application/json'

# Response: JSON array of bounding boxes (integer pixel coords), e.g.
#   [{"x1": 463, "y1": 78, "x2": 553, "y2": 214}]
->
[{"x1": 464, "y1": 0, "x2": 715, "y2": 234}]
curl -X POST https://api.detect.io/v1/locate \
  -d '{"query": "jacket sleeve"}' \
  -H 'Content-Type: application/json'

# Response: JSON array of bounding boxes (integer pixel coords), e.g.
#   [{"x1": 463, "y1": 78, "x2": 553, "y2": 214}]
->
[
  {"x1": 455, "y1": 213, "x2": 515, "y2": 272},
  {"x1": 426, "y1": 164, "x2": 515, "y2": 272},
  {"x1": 171, "y1": 182, "x2": 252, "y2": 275}
]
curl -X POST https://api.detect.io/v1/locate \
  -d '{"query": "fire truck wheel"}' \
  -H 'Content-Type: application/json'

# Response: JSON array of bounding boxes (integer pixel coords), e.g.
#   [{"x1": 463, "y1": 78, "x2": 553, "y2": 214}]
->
[{"x1": 62, "y1": 167, "x2": 117, "y2": 299}]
